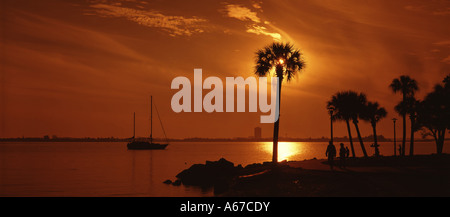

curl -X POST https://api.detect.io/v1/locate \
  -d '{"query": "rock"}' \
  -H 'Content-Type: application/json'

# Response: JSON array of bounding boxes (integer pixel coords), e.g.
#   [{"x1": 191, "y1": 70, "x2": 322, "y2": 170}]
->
[
  {"x1": 176, "y1": 164, "x2": 207, "y2": 185},
  {"x1": 244, "y1": 163, "x2": 262, "y2": 170},
  {"x1": 172, "y1": 179, "x2": 182, "y2": 186},
  {"x1": 163, "y1": 179, "x2": 172, "y2": 184},
  {"x1": 176, "y1": 158, "x2": 242, "y2": 187},
  {"x1": 262, "y1": 161, "x2": 272, "y2": 166}
]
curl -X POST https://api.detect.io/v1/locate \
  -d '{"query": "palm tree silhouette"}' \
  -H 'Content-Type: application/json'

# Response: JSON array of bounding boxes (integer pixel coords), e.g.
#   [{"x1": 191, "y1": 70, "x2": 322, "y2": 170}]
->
[
  {"x1": 395, "y1": 96, "x2": 421, "y2": 156},
  {"x1": 362, "y1": 101, "x2": 387, "y2": 156},
  {"x1": 327, "y1": 91, "x2": 368, "y2": 157},
  {"x1": 327, "y1": 94, "x2": 354, "y2": 157},
  {"x1": 389, "y1": 75, "x2": 418, "y2": 156},
  {"x1": 255, "y1": 42, "x2": 305, "y2": 163},
  {"x1": 348, "y1": 92, "x2": 369, "y2": 158},
  {"x1": 394, "y1": 100, "x2": 408, "y2": 154},
  {"x1": 405, "y1": 97, "x2": 420, "y2": 156}
]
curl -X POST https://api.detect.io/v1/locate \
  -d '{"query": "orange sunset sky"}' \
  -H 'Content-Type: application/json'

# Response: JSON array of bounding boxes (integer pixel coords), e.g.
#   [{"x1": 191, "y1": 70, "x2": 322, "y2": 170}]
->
[{"x1": 1, "y1": 0, "x2": 449, "y2": 139}]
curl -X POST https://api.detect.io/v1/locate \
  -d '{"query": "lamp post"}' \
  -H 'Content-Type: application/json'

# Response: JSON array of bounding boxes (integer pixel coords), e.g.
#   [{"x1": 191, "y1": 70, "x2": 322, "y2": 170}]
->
[
  {"x1": 392, "y1": 118, "x2": 397, "y2": 156},
  {"x1": 328, "y1": 107, "x2": 335, "y2": 144}
]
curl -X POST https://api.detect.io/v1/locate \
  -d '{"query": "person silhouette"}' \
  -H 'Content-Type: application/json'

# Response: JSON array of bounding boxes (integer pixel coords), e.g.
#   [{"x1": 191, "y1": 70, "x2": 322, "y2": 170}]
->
[
  {"x1": 370, "y1": 143, "x2": 380, "y2": 157},
  {"x1": 339, "y1": 143, "x2": 346, "y2": 168},
  {"x1": 345, "y1": 146, "x2": 350, "y2": 158},
  {"x1": 398, "y1": 146, "x2": 402, "y2": 156},
  {"x1": 325, "y1": 141, "x2": 336, "y2": 170}
]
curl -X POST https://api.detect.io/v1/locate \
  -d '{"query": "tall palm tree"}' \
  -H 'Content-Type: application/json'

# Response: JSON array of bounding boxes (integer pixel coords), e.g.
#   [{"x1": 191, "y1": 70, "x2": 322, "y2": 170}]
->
[
  {"x1": 389, "y1": 75, "x2": 419, "y2": 156},
  {"x1": 394, "y1": 100, "x2": 408, "y2": 155},
  {"x1": 255, "y1": 42, "x2": 305, "y2": 163},
  {"x1": 327, "y1": 91, "x2": 368, "y2": 157},
  {"x1": 362, "y1": 101, "x2": 387, "y2": 156},
  {"x1": 395, "y1": 97, "x2": 420, "y2": 156}
]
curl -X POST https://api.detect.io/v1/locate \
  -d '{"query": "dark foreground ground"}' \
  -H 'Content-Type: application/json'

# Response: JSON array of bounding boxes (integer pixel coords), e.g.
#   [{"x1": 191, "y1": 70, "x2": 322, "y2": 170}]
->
[
  {"x1": 223, "y1": 155, "x2": 450, "y2": 197},
  {"x1": 172, "y1": 154, "x2": 450, "y2": 197}
]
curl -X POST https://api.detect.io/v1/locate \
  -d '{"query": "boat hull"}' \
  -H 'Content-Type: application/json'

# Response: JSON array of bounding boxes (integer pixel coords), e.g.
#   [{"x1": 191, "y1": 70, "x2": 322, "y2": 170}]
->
[{"x1": 127, "y1": 141, "x2": 168, "y2": 150}]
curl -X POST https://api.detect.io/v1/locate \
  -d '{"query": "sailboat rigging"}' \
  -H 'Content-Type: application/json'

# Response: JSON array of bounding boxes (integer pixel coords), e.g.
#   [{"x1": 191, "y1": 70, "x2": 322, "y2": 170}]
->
[{"x1": 127, "y1": 96, "x2": 169, "y2": 150}]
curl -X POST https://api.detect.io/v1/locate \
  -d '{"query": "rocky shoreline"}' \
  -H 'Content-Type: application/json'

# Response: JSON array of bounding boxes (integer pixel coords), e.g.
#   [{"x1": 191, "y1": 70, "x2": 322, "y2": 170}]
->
[{"x1": 165, "y1": 155, "x2": 450, "y2": 196}]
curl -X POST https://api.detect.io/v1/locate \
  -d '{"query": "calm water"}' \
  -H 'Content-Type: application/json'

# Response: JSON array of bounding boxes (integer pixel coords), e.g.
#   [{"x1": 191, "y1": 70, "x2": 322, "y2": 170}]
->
[{"x1": 0, "y1": 141, "x2": 447, "y2": 197}]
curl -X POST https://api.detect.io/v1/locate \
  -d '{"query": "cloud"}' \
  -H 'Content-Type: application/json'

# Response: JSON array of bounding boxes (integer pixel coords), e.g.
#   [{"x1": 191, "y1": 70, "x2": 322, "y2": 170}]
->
[
  {"x1": 225, "y1": 4, "x2": 261, "y2": 23},
  {"x1": 434, "y1": 40, "x2": 450, "y2": 48},
  {"x1": 88, "y1": 3, "x2": 207, "y2": 36},
  {"x1": 224, "y1": 4, "x2": 282, "y2": 41},
  {"x1": 252, "y1": 2, "x2": 262, "y2": 9},
  {"x1": 433, "y1": 40, "x2": 450, "y2": 63},
  {"x1": 432, "y1": 7, "x2": 450, "y2": 15},
  {"x1": 246, "y1": 25, "x2": 281, "y2": 41},
  {"x1": 405, "y1": 4, "x2": 450, "y2": 16},
  {"x1": 442, "y1": 56, "x2": 450, "y2": 64},
  {"x1": 404, "y1": 5, "x2": 424, "y2": 12}
]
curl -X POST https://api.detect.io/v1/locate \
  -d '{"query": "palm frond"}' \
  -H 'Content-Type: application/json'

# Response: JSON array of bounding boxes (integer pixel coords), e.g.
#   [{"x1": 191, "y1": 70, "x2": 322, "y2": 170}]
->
[{"x1": 254, "y1": 42, "x2": 305, "y2": 83}]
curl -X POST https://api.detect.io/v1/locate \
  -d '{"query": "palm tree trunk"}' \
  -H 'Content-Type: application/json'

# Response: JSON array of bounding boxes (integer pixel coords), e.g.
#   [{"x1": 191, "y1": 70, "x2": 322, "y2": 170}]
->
[
  {"x1": 353, "y1": 119, "x2": 368, "y2": 157},
  {"x1": 372, "y1": 122, "x2": 378, "y2": 146},
  {"x1": 402, "y1": 113, "x2": 406, "y2": 156},
  {"x1": 272, "y1": 122, "x2": 279, "y2": 162},
  {"x1": 272, "y1": 89, "x2": 281, "y2": 163},
  {"x1": 437, "y1": 129, "x2": 445, "y2": 155},
  {"x1": 409, "y1": 116, "x2": 415, "y2": 156},
  {"x1": 372, "y1": 122, "x2": 379, "y2": 157},
  {"x1": 345, "y1": 120, "x2": 355, "y2": 157},
  {"x1": 272, "y1": 71, "x2": 283, "y2": 163}
]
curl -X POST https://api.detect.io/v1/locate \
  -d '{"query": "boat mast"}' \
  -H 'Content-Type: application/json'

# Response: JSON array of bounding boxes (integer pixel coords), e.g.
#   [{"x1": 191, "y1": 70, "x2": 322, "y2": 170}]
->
[{"x1": 150, "y1": 96, "x2": 153, "y2": 143}]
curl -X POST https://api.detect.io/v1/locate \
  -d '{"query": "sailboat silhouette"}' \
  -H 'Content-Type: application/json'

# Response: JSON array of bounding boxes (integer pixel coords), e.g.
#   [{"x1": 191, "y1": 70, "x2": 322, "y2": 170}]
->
[{"x1": 127, "y1": 96, "x2": 169, "y2": 150}]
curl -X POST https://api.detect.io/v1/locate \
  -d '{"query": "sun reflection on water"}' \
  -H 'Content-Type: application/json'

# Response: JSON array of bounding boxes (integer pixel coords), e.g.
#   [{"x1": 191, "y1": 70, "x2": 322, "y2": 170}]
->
[{"x1": 262, "y1": 142, "x2": 303, "y2": 162}]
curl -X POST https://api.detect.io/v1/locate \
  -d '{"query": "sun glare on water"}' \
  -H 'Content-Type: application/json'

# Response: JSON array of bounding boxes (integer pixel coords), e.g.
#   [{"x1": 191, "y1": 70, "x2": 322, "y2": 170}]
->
[{"x1": 262, "y1": 142, "x2": 302, "y2": 162}]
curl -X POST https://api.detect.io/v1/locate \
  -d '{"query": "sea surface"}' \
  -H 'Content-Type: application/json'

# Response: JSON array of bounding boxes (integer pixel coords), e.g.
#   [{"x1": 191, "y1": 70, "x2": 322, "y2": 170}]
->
[{"x1": 0, "y1": 141, "x2": 447, "y2": 197}]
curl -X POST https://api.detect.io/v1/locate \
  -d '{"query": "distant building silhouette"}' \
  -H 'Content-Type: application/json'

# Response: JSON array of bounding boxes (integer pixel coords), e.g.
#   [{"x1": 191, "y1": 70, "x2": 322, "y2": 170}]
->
[{"x1": 254, "y1": 127, "x2": 262, "y2": 140}]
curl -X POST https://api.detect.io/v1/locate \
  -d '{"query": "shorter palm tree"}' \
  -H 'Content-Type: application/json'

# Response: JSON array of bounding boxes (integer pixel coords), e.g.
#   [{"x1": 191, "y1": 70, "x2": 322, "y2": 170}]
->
[
  {"x1": 327, "y1": 91, "x2": 368, "y2": 157},
  {"x1": 395, "y1": 97, "x2": 420, "y2": 156},
  {"x1": 362, "y1": 101, "x2": 387, "y2": 156},
  {"x1": 327, "y1": 92, "x2": 355, "y2": 157},
  {"x1": 349, "y1": 92, "x2": 369, "y2": 158},
  {"x1": 389, "y1": 75, "x2": 419, "y2": 156}
]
